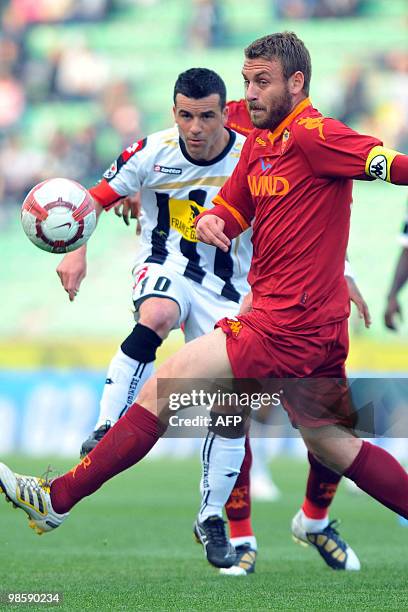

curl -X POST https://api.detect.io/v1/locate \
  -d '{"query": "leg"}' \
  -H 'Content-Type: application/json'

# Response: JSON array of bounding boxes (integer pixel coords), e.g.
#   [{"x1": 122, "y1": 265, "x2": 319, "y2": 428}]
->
[
  {"x1": 220, "y1": 436, "x2": 257, "y2": 576},
  {"x1": 95, "y1": 297, "x2": 177, "y2": 427},
  {"x1": 291, "y1": 447, "x2": 360, "y2": 570},
  {"x1": 82, "y1": 261, "x2": 187, "y2": 453},
  {"x1": 52, "y1": 328, "x2": 233, "y2": 509},
  {"x1": 301, "y1": 424, "x2": 408, "y2": 518},
  {"x1": 0, "y1": 329, "x2": 233, "y2": 536}
]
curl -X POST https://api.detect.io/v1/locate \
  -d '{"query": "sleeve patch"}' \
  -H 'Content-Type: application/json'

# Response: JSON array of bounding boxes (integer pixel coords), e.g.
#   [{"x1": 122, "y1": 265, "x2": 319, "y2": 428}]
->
[
  {"x1": 103, "y1": 138, "x2": 147, "y2": 182},
  {"x1": 365, "y1": 145, "x2": 398, "y2": 182}
]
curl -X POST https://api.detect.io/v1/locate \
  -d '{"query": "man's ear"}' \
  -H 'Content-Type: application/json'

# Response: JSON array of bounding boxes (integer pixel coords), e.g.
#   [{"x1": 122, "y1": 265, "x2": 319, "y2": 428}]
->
[
  {"x1": 222, "y1": 104, "x2": 229, "y2": 126},
  {"x1": 289, "y1": 71, "x2": 305, "y2": 95}
]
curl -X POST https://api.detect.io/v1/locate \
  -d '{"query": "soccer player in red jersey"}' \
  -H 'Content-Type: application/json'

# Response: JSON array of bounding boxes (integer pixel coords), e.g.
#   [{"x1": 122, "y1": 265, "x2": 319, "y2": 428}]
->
[
  {"x1": 1, "y1": 32, "x2": 408, "y2": 573},
  {"x1": 222, "y1": 95, "x2": 371, "y2": 573}
]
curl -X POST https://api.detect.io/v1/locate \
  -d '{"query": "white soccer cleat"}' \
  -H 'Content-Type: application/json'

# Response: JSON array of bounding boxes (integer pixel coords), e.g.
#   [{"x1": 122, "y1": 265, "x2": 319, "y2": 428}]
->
[
  {"x1": 0, "y1": 463, "x2": 69, "y2": 535},
  {"x1": 291, "y1": 510, "x2": 360, "y2": 571}
]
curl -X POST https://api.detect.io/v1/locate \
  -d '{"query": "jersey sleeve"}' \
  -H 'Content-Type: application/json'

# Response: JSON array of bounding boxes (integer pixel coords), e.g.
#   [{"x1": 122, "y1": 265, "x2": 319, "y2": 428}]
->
[
  {"x1": 226, "y1": 99, "x2": 253, "y2": 137},
  {"x1": 89, "y1": 138, "x2": 148, "y2": 210},
  {"x1": 294, "y1": 117, "x2": 383, "y2": 180}
]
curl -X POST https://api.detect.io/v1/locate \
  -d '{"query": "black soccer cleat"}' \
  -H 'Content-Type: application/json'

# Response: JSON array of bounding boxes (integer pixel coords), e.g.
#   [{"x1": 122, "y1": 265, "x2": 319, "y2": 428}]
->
[
  {"x1": 80, "y1": 421, "x2": 112, "y2": 459},
  {"x1": 194, "y1": 515, "x2": 236, "y2": 569},
  {"x1": 219, "y1": 543, "x2": 257, "y2": 576}
]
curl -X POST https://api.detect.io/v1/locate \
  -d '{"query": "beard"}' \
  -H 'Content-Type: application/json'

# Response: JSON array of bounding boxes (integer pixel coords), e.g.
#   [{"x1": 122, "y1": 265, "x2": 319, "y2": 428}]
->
[{"x1": 249, "y1": 86, "x2": 292, "y2": 130}]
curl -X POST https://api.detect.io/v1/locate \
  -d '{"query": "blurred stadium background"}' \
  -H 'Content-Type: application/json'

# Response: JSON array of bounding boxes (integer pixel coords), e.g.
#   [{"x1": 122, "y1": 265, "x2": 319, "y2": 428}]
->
[{"x1": 0, "y1": 0, "x2": 407, "y2": 456}]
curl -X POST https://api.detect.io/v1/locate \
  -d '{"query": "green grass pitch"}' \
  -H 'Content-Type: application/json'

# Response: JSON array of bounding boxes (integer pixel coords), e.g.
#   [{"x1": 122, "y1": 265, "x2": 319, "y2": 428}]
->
[{"x1": 0, "y1": 456, "x2": 407, "y2": 611}]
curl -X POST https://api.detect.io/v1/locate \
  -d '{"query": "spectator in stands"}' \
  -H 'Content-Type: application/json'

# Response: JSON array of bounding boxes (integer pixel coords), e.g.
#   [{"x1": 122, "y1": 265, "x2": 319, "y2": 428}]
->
[
  {"x1": 0, "y1": 134, "x2": 45, "y2": 204},
  {"x1": 0, "y1": 66, "x2": 25, "y2": 130},
  {"x1": 337, "y1": 66, "x2": 370, "y2": 126},
  {"x1": 274, "y1": 0, "x2": 364, "y2": 19},
  {"x1": 55, "y1": 37, "x2": 110, "y2": 100},
  {"x1": 187, "y1": 0, "x2": 227, "y2": 48}
]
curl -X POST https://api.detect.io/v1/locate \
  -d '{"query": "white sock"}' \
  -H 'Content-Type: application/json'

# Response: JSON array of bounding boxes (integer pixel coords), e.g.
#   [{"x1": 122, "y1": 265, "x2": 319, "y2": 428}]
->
[
  {"x1": 230, "y1": 535, "x2": 257, "y2": 550},
  {"x1": 300, "y1": 509, "x2": 329, "y2": 533},
  {"x1": 198, "y1": 433, "x2": 245, "y2": 522},
  {"x1": 95, "y1": 348, "x2": 154, "y2": 428}
]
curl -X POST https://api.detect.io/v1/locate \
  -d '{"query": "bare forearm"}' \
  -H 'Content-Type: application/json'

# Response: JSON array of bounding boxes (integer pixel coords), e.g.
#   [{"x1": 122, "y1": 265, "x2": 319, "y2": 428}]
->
[{"x1": 388, "y1": 248, "x2": 408, "y2": 298}]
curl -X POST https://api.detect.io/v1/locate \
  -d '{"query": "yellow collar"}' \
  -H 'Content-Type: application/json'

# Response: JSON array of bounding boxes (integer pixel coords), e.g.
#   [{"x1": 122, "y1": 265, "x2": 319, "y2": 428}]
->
[{"x1": 267, "y1": 97, "x2": 312, "y2": 146}]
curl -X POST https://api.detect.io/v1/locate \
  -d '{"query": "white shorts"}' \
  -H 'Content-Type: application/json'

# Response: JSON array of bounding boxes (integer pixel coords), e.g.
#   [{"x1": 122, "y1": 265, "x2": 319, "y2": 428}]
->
[{"x1": 132, "y1": 262, "x2": 241, "y2": 342}]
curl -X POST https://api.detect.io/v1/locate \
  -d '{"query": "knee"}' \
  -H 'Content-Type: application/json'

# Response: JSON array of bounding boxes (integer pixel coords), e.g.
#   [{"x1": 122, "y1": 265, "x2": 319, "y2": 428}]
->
[
  {"x1": 138, "y1": 299, "x2": 179, "y2": 337},
  {"x1": 302, "y1": 429, "x2": 362, "y2": 474}
]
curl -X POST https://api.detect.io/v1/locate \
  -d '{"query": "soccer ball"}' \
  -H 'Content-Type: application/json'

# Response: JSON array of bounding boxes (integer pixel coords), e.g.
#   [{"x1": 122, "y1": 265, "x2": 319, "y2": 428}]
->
[{"x1": 21, "y1": 178, "x2": 96, "y2": 254}]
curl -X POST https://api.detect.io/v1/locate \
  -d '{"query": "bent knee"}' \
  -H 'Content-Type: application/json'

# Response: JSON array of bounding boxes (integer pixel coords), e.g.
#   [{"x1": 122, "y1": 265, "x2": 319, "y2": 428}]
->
[
  {"x1": 138, "y1": 298, "x2": 180, "y2": 337},
  {"x1": 301, "y1": 427, "x2": 362, "y2": 474}
]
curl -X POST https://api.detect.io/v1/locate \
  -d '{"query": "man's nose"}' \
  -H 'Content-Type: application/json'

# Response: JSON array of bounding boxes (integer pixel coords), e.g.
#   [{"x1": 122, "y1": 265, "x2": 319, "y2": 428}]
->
[
  {"x1": 246, "y1": 82, "x2": 258, "y2": 101},
  {"x1": 190, "y1": 118, "x2": 202, "y2": 134}
]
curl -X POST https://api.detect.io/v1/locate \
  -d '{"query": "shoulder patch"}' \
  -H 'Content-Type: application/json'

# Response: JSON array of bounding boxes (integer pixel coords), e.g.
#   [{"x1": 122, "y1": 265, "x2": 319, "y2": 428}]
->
[
  {"x1": 296, "y1": 116, "x2": 325, "y2": 140},
  {"x1": 103, "y1": 138, "x2": 147, "y2": 181}
]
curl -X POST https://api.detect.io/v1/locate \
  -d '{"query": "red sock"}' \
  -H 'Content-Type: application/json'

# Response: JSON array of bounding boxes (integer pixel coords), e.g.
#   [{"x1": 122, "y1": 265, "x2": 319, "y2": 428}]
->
[
  {"x1": 344, "y1": 441, "x2": 408, "y2": 518},
  {"x1": 226, "y1": 436, "x2": 254, "y2": 537},
  {"x1": 51, "y1": 404, "x2": 165, "y2": 514},
  {"x1": 302, "y1": 452, "x2": 342, "y2": 519}
]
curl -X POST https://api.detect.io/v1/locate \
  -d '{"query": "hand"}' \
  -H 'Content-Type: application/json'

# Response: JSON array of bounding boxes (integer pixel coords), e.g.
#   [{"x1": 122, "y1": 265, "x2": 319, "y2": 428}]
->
[
  {"x1": 196, "y1": 215, "x2": 230, "y2": 252},
  {"x1": 114, "y1": 194, "x2": 141, "y2": 235},
  {"x1": 346, "y1": 276, "x2": 371, "y2": 328},
  {"x1": 384, "y1": 295, "x2": 402, "y2": 331},
  {"x1": 239, "y1": 290, "x2": 253, "y2": 315},
  {"x1": 56, "y1": 248, "x2": 87, "y2": 302}
]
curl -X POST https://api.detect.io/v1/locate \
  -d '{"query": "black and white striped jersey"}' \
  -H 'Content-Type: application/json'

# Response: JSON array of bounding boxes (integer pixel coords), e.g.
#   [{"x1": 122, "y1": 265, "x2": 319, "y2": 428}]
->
[{"x1": 91, "y1": 126, "x2": 252, "y2": 303}]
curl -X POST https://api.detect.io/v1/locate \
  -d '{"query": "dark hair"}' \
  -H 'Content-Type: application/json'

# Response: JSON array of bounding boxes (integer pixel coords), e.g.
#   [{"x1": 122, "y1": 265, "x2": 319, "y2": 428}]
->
[
  {"x1": 173, "y1": 68, "x2": 227, "y2": 108},
  {"x1": 245, "y1": 32, "x2": 311, "y2": 95}
]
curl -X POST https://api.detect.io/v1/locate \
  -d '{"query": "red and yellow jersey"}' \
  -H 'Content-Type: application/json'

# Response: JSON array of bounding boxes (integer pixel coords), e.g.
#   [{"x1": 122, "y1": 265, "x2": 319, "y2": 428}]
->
[
  {"x1": 207, "y1": 98, "x2": 383, "y2": 329},
  {"x1": 226, "y1": 99, "x2": 253, "y2": 137}
]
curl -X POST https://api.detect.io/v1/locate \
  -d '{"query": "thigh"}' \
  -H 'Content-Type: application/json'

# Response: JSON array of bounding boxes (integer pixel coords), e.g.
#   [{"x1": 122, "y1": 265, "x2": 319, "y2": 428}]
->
[
  {"x1": 132, "y1": 263, "x2": 191, "y2": 328},
  {"x1": 183, "y1": 281, "x2": 240, "y2": 342},
  {"x1": 137, "y1": 328, "x2": 233, "y2": 413}
]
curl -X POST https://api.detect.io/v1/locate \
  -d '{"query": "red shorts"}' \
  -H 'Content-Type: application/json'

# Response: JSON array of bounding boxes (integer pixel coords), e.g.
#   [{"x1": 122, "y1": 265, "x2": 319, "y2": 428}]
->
[{"x1": 216, "y1": 309, "x2": 354, "y2": 429}]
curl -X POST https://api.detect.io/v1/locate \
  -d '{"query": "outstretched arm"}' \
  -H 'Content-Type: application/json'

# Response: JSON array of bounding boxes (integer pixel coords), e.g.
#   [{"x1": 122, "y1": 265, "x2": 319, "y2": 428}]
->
[
  {"x1": 56, "y1": 198, "x2": 103, "y2": 301},
  {"x1": 384, "y1": 247, "x2": 408, "y2": 330}
]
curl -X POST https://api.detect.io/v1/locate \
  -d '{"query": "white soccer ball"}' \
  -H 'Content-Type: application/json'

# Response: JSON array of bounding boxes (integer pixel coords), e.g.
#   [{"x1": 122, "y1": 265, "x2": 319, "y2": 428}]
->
[{"x1": 21, "y1": 178, "x2": 96, "y2": 254}]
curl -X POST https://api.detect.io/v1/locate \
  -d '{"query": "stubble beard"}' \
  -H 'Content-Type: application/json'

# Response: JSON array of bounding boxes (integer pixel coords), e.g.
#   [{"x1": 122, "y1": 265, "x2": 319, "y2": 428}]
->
[{"x1": 250, "y1": 86, "x2": 292, "y2": 131}]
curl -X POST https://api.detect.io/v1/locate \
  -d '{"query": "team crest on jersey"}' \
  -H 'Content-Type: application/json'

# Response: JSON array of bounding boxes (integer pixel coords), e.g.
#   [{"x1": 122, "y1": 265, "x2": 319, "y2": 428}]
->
[
  {"x1": 169, "y1": 198, "x2": 205, "y2": 242},
  {"x1": 226, "y1": 317, "x2": 243, "y2": 337},
  {"x1": 103, "y1": 160, "x2": 117, "y2": 180},
  {"x1": 154, "y1": 164, "x2": 182, "y2": 175},
  {"x1": 281, "y1": 129, "x2": 290, "y2": 154}
]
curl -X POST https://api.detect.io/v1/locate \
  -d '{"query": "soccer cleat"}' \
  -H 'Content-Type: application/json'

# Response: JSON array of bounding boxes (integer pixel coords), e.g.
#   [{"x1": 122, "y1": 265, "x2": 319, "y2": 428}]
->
[
  {"x1": 291, "y1": 510, "x2": 360, "y2": 570},
  {"x1": 194, "y1": 516, "x2": 237, "y2": 568},
  {"x1": 219, "y1": 543, "x2": 257, "y2": 576},
  {"x1": 0, "y1": 463, "x2": 69, "y2": 535},
  {"x1": 80, "y1": 421, "x2": 112, "y2": 458}
]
